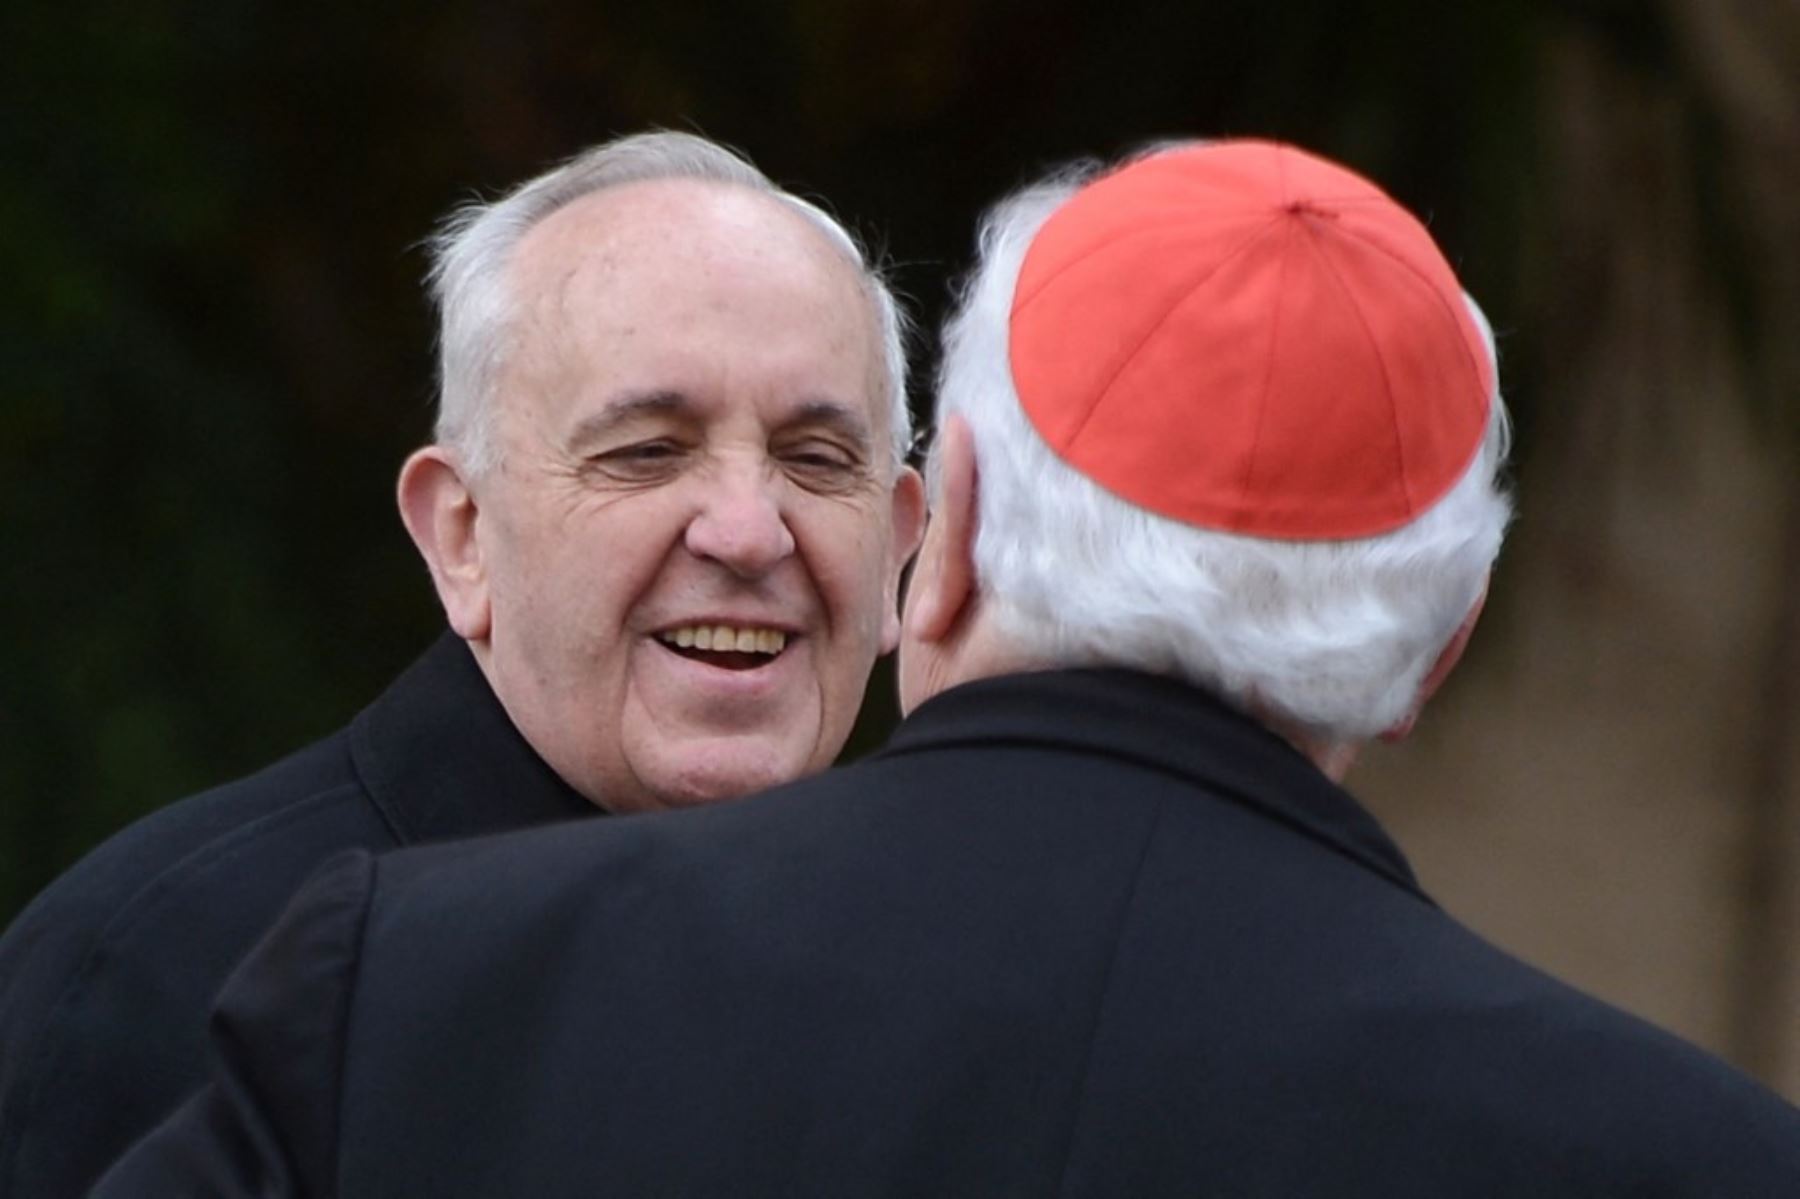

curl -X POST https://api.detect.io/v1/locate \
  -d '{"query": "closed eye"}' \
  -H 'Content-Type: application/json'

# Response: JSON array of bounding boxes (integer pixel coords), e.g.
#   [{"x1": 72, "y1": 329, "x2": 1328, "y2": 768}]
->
[
  {"x1": 585, "y1": 440, "x2": 691, "y2": 483},
  {"x1": 787, "y1": 448, "x2": 852, "y2": 469},
  {"x1": 611, "y1": 441, "x2": 682, "y2": 461},
  {"x1": 778, "y1": 440, "x2": 867, "y2": 492}
]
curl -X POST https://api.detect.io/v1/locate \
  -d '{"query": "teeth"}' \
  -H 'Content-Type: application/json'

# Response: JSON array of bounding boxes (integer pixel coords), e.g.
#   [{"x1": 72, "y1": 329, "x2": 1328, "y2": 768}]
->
[{"x1": 658, "y1": 625, "x2": 788, "y2": 655}]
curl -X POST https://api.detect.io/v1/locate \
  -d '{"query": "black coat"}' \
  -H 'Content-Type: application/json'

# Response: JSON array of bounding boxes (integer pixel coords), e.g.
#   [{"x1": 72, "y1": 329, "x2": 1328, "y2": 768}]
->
[
  {"x1": 0, "y1": 634, "x2": 593, "y2": 1198},
  {"x1": 98, "y1": 668, "x2": 1800, "y2": 1197}
]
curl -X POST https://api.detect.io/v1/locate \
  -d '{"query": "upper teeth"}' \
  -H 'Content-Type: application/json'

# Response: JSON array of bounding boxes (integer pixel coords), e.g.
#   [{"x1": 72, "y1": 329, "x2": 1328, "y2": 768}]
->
[{"x1": 659, "y1": 625, "x2": 788, "y2": 654}]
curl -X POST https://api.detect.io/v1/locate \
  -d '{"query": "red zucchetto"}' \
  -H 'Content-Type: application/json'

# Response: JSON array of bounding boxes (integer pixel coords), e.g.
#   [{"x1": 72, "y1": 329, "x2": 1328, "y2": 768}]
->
[{"x1": 1009, "y1": 139, "x2": 1493, "y2": 539}]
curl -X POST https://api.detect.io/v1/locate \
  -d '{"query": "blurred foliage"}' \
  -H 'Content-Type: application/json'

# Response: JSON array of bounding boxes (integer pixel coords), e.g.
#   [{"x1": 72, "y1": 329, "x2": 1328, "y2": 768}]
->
[{"x1": 3, "y1": 0, "x2": 1790, "y2": 926}]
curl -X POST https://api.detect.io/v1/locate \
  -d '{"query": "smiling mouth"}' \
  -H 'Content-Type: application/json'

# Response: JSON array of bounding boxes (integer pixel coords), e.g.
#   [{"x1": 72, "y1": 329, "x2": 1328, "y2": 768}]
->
[{"x1": 657, "y1": 624, "x2": 789, "y2": 671}]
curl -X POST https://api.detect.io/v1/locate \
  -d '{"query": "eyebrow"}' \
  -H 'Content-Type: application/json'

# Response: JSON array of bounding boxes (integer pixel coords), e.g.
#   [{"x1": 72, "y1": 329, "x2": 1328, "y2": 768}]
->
[
  {"x1": 564, "y1": 392, "x2": 876, "y2": 452},
  {"x1": 565, "y1": 390, "x2": 693, "y2": 449}
]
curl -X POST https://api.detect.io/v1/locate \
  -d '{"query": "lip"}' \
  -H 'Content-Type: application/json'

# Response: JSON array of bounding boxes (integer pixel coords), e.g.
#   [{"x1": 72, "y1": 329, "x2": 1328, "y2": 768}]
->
[
  {"x1": 647, "y1": 630, "x2": 805, "y2": 702},
  {"x1": 645, "y1": 613, "x2": 805, "y2": 673}
]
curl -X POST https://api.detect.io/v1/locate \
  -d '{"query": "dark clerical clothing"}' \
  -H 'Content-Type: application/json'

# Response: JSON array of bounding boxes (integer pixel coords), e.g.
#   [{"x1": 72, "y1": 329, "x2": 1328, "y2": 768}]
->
[
  {"x1": 0, "y1": 634, "x2": 593, "y2": 1197},
  {"x1": 99, "y1": 669, "x2": 1800, "y2": 1196}
]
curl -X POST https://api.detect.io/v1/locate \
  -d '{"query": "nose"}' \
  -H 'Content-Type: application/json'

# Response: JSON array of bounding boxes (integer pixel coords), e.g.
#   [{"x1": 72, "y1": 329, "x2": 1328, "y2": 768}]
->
[{"x1": 683, "y1": 464, "x2": 796, "y2": 579}]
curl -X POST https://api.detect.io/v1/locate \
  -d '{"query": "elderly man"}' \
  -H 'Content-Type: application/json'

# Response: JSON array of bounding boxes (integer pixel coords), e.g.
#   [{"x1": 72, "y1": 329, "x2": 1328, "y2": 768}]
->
[
  {"x1": 0, "y1": 132, "x2": 922, "y2": 1197},
  {"x1": 97, "y1": 141, "x2": 1800, "y2": 1197}
]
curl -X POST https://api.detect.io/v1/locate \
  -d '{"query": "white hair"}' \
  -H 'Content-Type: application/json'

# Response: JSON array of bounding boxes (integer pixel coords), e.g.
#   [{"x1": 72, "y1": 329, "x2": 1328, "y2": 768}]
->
[
  {"x1": 932, "y1": 155, "x2": 1514, "y2": 742},
  {"x1": 426, "y1": 131, "x2": 913, "y2": 476}
]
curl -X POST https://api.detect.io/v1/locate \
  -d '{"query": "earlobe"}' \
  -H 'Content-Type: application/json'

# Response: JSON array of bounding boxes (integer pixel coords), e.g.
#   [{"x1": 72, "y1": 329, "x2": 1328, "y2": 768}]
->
[
  {"x1": 396, "y1": 447, "x2": 491, "y2": 641},
  {"x1": 905, "y1": 416, "x2": 978, "y2": 646}
]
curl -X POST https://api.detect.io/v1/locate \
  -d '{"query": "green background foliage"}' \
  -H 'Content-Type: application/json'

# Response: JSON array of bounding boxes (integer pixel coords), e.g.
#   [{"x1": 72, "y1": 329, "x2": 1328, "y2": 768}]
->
[{"x1": 2, "y1": 0, "x2": 1786, "y2": 928}]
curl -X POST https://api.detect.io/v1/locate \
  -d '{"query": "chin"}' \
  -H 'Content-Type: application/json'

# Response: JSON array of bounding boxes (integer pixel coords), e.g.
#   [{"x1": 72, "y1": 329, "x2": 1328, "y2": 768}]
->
[{"x1": 649, "y1": 747, "x2": 813, "y2": 809}]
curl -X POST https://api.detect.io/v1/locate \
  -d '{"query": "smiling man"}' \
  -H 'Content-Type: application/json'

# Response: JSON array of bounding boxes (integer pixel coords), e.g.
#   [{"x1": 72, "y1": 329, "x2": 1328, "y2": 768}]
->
[
  {"x1": 399, "y1": 154, "x2": 921, "y2": 812},
  {"x1": 0, "y1": 132, "x2": 922, "y2": 1197},
  {"x1": 92, "y1": 139, "x2": 1800, "y2": 1198}
]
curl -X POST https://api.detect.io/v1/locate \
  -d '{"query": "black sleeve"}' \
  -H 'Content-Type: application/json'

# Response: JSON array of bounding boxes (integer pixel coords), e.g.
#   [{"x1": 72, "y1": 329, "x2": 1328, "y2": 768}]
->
[{"x1": 91, "y1": 850, "x2": 378, "y2": 1199}]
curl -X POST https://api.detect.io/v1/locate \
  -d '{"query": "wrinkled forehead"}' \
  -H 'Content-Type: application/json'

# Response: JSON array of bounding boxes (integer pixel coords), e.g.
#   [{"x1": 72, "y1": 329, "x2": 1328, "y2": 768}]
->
[
  {"x1": 512, "y1": 178, "x2": 874, "y2": 335},
  {"x1": 500, "y1": 178, "x2": 889, "y2": 428}
]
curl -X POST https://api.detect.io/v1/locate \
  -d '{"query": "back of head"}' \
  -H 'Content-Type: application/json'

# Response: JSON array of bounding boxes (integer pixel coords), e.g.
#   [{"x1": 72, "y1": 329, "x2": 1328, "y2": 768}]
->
[
  {"x1": 426, "y1": 131, "x2": 914, "y2": 478},
  {"x1": 932, "y1": 140, "x2": 1512, "y2": 741}
]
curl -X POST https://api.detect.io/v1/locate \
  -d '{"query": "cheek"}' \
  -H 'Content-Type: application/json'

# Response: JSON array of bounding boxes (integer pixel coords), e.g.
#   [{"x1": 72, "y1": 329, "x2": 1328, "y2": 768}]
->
[
  {"x1": 489, "y1": 507, "x2": 659, "y2": 657},
  {"x1": 811, "y1": 514, "x2": 894, "y2": 634}
]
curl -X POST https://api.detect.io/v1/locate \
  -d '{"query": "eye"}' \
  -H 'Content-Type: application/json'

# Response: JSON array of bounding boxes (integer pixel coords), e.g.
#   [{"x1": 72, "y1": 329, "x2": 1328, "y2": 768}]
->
[
  {"x1": 777, "y1": 439, "x2": 865, "y2": 492},
  {"x1": 787, "y1": 446, "x2": 852, "y2": 469},
  {"x1": 586, "y1": 439, "x2": 690, "y2": 483}
]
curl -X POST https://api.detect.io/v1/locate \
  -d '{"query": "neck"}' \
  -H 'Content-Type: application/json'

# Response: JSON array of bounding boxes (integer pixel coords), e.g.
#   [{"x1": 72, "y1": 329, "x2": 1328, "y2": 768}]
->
[
  {"x1": 911, "y1": 609, "x2": 1364, "y2": 784},
  {"x1": 1263, "y1": 717, "x2": 1361, "y2": 782},
  {"x1": 901, "y1": 605, "x2": 1056, "y2": 716}
]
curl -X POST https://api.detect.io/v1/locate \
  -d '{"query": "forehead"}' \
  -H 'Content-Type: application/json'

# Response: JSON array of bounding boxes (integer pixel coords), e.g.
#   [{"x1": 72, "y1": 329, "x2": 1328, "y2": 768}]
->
[{"x1": 502, "y1": 179, "x2": 885, "y2": 431}]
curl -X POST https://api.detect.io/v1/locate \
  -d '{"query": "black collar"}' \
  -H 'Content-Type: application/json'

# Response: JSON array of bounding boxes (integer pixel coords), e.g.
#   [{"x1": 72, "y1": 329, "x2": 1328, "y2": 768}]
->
[
  {"x1": 348, "y1": 633, "x2": 597, "y2": 844},
  {"x1": 881, "y1": 668, "x2": 1428, "y2": 902}
]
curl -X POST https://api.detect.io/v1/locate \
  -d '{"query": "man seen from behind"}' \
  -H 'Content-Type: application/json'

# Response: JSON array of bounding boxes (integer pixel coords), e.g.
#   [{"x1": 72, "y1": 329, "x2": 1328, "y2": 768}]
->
[{"x1": 97, "y1": 139, "x2": 1800, "y2": 1197}]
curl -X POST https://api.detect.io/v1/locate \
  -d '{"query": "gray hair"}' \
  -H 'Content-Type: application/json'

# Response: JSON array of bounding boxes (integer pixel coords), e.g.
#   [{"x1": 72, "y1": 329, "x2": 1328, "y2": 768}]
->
[
  {"x1": 426, "y1": 131, "x2": 913, "y2": 475},
  {"x1": 931, "y1": 154, "x2": 1514, "y2": 741}
]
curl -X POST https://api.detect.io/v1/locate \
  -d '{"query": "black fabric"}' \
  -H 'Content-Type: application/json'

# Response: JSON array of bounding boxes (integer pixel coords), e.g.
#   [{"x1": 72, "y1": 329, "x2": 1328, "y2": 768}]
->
[
  {"x1": 98, "y1": 668, "x2": 1800, "y2": 1197},
  {"x1": 0, "y1": 633, "x2": 593, "y2": 1198}
]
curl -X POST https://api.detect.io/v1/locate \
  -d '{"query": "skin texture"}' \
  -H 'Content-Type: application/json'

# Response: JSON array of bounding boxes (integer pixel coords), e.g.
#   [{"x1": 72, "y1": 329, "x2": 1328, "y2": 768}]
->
[
  {"x1": 898, "y1": 416, "x2": 989, "y2": 717},
  {"x1": 400, "y1": 179, "x2": 924, "y2": 813}
]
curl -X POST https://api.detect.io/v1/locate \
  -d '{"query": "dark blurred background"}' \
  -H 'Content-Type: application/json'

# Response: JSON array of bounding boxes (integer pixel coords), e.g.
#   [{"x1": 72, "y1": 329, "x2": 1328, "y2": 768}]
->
[{"x1": 5, "y1": 0, "x2": 1797, "y2": 1091}]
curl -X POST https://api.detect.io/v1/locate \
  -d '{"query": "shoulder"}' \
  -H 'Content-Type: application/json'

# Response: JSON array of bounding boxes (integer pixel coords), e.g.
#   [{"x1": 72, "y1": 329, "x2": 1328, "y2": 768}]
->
[
  {"x1": 344, "y1": 743, "x2": 1124, "y2": 1013},
  {"x1": 1, "y1": 728, "x2": 374, "y2": 973},
  {"x1": 349, "y1": 756, "x2": 898, "y2": 960},
  {"x1": 1356, "y1": 912, "x2": 1800, "y2": 1188},
  {"x1": 1501, "y1": 982, "x2": 1800, "y2": 1184},
  {"x1": 0, "y1": 725, "x2": 398, "y2": 1165}
]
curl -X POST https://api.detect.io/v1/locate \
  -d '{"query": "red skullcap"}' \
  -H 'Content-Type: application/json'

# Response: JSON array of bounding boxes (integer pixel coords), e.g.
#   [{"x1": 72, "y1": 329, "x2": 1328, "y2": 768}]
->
[{"x1": 1009, "y1": 139, "x2": 1493, "y2": 539}]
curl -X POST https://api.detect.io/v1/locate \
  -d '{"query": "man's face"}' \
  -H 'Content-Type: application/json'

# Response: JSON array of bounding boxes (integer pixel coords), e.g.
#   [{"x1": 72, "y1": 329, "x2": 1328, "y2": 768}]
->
[{"x1": 465, "y1": 179, "x2": 922, "y2": 813}]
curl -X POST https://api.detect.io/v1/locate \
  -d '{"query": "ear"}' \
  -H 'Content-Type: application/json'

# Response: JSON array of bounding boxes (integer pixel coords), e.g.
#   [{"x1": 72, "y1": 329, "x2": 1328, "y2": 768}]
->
[
  {"x1": 1380, "y1": 581, "x2": 1488, "y2": 743},
  {"x1": 878, "y1": 465, "x2": 928, "y2": 654},
  {"x1": 903, "y1": 415, "x2": 979, "y2": 647},
  {"x1": 396, "y1": 446, "x2": 491, "y2": 642}
]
